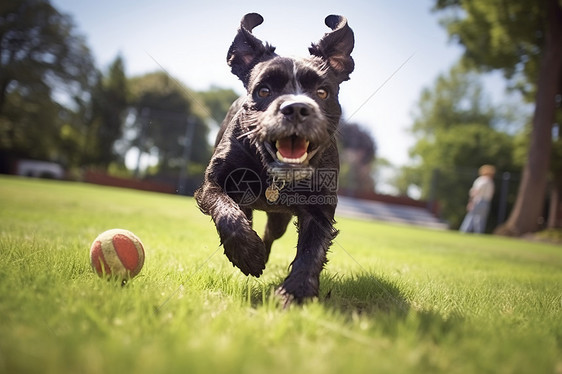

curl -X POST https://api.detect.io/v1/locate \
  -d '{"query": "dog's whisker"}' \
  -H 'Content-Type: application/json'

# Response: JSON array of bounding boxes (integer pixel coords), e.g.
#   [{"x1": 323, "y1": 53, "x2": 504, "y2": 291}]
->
[
  {"x1": 236, "y1": 128, "x2": 260, "y2": 140},
  {"x1": 263, "y1": 142, "x2": 278, "y2": 160}
]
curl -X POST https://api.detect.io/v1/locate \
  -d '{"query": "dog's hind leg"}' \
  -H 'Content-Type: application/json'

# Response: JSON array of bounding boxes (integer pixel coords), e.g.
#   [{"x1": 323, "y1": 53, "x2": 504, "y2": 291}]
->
[
  {"x1": 195, "y1": 183, "x2": 266, "y2": 277},
  {"x1": 263, "y1": 212, "x2": 292, "y2": 262}
]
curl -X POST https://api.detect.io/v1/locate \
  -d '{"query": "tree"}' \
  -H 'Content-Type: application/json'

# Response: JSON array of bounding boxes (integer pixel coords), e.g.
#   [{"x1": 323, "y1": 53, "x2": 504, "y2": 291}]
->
[
  {"x1": 338, "y1": 122, "x2": 377, "y2": 196},
  {"x1": 84, "y1": 55, "x2": 129, "y2": 169},
  {"x1": 401, "y1": 64, "x2": 520, "y2": 229},
  {"x1": 0, "y1": 0, "x2": 95, "y2": 164},
  {"x1": 434, "y1": 0, "x2": 562, "y2": 235},
  {"x1": 549, "y1": 131, "x2": 562, "y2": 228},
  {"x1": 412, "y1": 64, "x2": 500, "y2": 133},
  {"x1": 198, "y1": 86, "x2": 239, "y2": 125},
  {"x1": 127, "y1": 72, "x2": 212, "y2": 180}
]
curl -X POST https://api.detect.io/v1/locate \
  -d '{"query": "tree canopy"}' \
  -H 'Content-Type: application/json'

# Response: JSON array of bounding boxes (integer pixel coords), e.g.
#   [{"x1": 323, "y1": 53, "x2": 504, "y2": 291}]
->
[
  {"x1": 400, "y1": 63, "x2": 520, "y2": 229},
  {"x1": 83, "y1": 56, "x2": 129, "y2": 168},
  {"x1": 338, "y1": 122, "x2": 377, "y2": 195},
  {"x1": 0, "y1": 0, "x2": 95, "y2": 164},
  {"x1": 125, "y1": 72, "x2": 216, "y2": 191},
  {"x1": 0, "y1": 0, "x2": 240, "y2": 196},
  {"x1": 434, "y1": 0, "x2": 562, "y2": 233}
]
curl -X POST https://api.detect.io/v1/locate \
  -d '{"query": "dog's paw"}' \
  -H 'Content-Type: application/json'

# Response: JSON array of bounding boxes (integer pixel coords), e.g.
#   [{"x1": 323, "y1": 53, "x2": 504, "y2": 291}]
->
[
  {"x1": 274, "y1": 286, "x2": 296, "y2": 309},
  {"x1": 222, "y1": 228, "x2": 267, "y2": 277},
  {"x1": 275, "y1": 276, "x2": 319, "y2": 308}
]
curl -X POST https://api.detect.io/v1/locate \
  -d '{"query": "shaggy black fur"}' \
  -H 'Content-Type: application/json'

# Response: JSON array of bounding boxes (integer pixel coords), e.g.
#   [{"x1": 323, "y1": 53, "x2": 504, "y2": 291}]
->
[{"x1": 195, "y1": 13, "x2": 354, "y2": 306}]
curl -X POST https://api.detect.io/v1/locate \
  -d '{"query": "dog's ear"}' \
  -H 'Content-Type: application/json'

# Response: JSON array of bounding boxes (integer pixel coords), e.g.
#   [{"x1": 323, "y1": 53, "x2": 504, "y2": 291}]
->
[
  {"x1": 309, "y1": 15, "x2": 355, "y2": 82},
  {"x1": 227, "y1": 13, "x2": 276, "y2": 87}
]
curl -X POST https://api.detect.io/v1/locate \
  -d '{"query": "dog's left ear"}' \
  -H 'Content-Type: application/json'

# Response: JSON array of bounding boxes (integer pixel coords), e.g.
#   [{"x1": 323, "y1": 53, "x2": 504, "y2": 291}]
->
[
  {"x1": 309, "y1": 15, "x2": 355, "y2": 82},
  {"x1": 227, "y1": 13, "x2": 276, "y2": 87}
]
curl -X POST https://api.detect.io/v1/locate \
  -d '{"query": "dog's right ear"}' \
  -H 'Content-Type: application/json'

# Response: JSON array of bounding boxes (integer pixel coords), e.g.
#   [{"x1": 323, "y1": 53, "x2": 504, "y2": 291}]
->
[{"x1": 227, "y1": 13, "x2": 276, "y2": 87}]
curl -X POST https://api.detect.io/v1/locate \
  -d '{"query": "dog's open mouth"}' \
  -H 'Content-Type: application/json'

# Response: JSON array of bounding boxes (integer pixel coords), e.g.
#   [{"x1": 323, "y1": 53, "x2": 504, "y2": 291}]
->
[
  {"x1": 276, "y1": 135, "x2": 309, "y2": 163},
  {"x1": 265, "y1": 135, "x2": 320, "y2": 165}
]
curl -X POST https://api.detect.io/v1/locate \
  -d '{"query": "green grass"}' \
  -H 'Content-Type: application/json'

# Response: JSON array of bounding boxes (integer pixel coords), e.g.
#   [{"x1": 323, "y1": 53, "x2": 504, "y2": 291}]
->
[{"x1": 0, "y1": 175, "x2": 561, "y2": 374}]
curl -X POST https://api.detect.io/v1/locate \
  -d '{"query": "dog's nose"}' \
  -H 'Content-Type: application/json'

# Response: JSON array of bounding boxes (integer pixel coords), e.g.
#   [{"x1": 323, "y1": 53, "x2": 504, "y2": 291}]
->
[{"x1": 280, "y1": 101, "x2": 312, "y2": 123}]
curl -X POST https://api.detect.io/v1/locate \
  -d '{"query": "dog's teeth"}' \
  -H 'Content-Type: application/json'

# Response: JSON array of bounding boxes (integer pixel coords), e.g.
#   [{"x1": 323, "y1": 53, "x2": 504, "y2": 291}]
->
[{"x1": 276, "y1": 151, "x2": 308, "y2": 164}]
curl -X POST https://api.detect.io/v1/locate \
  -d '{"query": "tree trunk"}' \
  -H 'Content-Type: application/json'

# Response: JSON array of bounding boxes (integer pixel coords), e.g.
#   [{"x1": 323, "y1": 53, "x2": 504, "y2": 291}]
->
[
  {"x1": 548, "y1": 179, "x2": 562, "y2": 229},
  {"x1": 495, "y1": 0, "x2": 562, "y2": 236},
  {"x1": 0, "y1": 78, "x2": 11, "y2": 115}
]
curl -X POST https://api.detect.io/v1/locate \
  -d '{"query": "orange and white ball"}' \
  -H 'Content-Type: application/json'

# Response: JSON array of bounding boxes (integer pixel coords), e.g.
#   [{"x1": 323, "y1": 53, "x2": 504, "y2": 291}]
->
[{"x1": 90, "y1": 229, "x2": 145, "y2": 280}]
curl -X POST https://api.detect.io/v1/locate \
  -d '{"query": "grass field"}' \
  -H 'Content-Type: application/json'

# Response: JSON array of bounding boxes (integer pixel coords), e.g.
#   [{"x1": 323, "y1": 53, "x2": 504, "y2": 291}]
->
[{"x1": 0, "y1": 175, "x2": 561, "y2": 374}]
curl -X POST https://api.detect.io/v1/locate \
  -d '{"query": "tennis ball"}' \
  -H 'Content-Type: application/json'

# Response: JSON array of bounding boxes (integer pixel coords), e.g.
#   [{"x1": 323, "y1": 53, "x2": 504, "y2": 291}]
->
[{"x1": 90, "y1": 229, "x2": 145, "y2": 280}]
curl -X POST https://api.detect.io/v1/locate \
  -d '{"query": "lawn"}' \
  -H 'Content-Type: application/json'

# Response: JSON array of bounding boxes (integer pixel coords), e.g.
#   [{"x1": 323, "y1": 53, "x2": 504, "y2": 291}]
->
[{"x1": 0, "y1": 175, "x2": 560, "y2": 374}]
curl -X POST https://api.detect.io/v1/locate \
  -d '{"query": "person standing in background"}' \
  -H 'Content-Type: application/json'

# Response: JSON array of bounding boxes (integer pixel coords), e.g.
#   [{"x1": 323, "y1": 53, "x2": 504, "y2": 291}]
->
[{"x1": 460, "y1": 165, "x2": 496, "y2": 233}]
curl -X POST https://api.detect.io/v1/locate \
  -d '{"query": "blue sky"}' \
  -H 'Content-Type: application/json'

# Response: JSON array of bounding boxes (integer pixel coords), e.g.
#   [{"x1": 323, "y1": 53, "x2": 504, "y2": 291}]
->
[{"x1": 52, "y1": 0, "x2": 485, "y2": 168}]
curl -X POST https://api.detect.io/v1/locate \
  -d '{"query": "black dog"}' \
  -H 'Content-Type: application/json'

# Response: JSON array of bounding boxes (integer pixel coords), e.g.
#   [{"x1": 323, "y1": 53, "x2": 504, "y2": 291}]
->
[{"x1": 195, "y1": 13, "x2": 354, "y2": 305}]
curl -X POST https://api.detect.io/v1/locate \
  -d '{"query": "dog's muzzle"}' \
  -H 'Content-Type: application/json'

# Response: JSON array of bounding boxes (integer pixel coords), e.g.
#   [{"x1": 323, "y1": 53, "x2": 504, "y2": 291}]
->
[{"x1": 263, "y1": 98, "x2": 323, "y2": 169}]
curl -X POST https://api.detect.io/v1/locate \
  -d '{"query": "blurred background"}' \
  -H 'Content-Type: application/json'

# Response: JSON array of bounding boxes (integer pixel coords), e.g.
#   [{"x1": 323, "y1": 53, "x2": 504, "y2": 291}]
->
[{"x1": 1, "y1": 0, "x2": 560, "y2": 236}]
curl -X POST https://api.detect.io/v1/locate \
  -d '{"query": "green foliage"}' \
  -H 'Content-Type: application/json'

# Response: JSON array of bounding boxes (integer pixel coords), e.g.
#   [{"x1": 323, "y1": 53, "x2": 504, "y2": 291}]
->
[
  {"x1": 393, "y1": 165, "x2": 422, "y2": 196},
  {"x1": 84, "y1": 55, "x2": 129, "y2": 168},
  {"x1": 198, "y1": 86, "x2": 240, "y2": 125},
  {"x1": 0, "y1": 1, "x2": 232, "y2": 179},
  {"x1": 127, "y1": 72, "x2": 212, "y2": 177},
  {"x1": 532, "y1": 228, "x2": 562, "y2": 243},
  {"x1": 402, "y1": 64, "x2": 521, "y2": 229},
  {"x1": 420, "y1": 125, "x2": 517, "y2": 226},
  {"x1": 433, "y1": 0, "x2": 562, "y2": 233},
  {"x1": 434, "y1": 0, "x2": 546, "y2": 100},
  {"x1": 412, "y1": 64, "x2": 498, "y2": 134},
  {"x1": 1, "y1": 176, "x2": 561, "y2": 374},
  {"x1": 0, "y1": 0, "x2": 96, "y2": 163},
  {"x1": 0, "y1": 87, "x2": 65, "y2": 159},
  {"x1": 0, "y1": 0, "x2": 95, "y2": 101},
  {"x1": 338, "y1": 122, "x2": 377, "y2": 194}
]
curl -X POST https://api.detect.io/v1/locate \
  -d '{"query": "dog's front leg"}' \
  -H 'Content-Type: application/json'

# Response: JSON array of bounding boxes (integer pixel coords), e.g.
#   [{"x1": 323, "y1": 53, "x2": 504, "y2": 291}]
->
[
  {"x1": 276, "y1": 207, "x2": 338, "y2": 306},
  {"x1": 195, "y1": 182, "x2": 266, "y2": 277}
]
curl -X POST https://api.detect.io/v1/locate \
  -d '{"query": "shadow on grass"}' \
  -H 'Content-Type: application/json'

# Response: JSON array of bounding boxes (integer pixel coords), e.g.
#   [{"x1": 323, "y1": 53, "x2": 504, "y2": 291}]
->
[
  {"x1": 198, "y1": 269, "x2": 467, "y2": 347},
  {"x1": 236, "y1": 271, "x2": 410, "y2": 318},
  {"x1": 196, "y1": 270, "x2": 464, "y2": 340},
  {"x1": 319, "y1": 273, "x2": 467, "y2": 345},
  {"x1": 320, "y1": 272, "x2": 410, "y2": 317}
]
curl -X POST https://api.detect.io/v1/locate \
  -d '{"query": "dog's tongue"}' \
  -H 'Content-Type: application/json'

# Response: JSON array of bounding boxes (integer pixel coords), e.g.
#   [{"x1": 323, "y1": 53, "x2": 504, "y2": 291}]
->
[{"x1": 276, "y1": 136, "x2": 308, "y2": 160}]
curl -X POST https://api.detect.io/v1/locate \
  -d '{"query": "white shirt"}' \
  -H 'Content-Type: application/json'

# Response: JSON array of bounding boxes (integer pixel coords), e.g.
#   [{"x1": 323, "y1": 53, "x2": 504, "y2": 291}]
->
[{"x1": 470, "y1": 175, "x2": 494, "y2": 203}]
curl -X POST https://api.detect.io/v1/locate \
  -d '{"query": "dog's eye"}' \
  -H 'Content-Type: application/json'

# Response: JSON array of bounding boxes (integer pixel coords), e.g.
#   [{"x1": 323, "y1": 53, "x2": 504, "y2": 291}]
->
[
  {"x1": 257, "y1": 87, "x2": 271, "y2": 98},
  {"x1": 316, "y1": 88, "x2": 329, "y2": 100}
]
